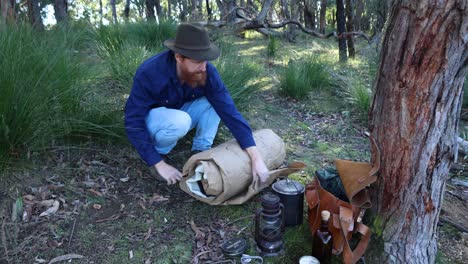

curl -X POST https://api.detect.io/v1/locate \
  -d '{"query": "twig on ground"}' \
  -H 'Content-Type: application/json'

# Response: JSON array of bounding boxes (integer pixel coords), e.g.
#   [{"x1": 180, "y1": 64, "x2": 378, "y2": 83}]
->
[
  {"x1": 192, "y1": 250, "x2": 211, "y2": 263},
  {"x1": 222, "y1": 214, "x2": 255, "y2": 227},
  {"x1": 1, "y1": 213, "x2": 10, "y2": 264},
  {"x1": 67, "y1": 218, "x2": 76, "y2": 250},
  {"x1": 95, "y1": 214, "x2": 120, "y2": 223},
  {"x1": 48, "y1": 253, "x2": 84, "y2": 264}
]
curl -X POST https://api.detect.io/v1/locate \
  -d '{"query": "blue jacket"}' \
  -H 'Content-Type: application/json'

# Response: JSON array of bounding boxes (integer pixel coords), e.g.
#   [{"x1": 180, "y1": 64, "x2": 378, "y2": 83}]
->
[{"x1": 124, "y1": 50, "x2": 255, "y2": 167}]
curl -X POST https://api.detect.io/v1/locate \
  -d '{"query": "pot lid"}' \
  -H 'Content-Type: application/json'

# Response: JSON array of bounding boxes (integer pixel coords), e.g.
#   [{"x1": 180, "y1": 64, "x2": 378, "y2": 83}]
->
[
  {"x1": 272, "y1": 179, "x2": 305, "y2": 195},
  {"x1": 221, "y1": 238, "x2": 247, "y2": 256}
]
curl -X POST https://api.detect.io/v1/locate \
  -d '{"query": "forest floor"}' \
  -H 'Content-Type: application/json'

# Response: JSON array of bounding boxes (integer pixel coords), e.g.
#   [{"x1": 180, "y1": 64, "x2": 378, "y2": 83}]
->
[{"x1": 0, "y1": 36, "x2": 466, "y2": 264}]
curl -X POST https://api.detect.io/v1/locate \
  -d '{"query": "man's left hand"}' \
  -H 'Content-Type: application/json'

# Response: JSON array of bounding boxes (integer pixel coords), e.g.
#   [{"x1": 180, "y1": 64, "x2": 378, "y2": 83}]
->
[{"x1": 246, "y1": 146, "x2": 270, "y2": 183}]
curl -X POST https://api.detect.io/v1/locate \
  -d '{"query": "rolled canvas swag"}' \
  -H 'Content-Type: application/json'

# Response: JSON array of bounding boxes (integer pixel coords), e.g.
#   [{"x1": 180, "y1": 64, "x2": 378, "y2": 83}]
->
[{"x1": 179, "y1": 129, "x2": 305, "y2": 205}]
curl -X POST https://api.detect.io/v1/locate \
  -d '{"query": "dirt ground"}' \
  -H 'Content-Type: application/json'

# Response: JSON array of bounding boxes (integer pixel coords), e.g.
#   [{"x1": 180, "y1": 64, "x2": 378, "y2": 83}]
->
[{"x1": 1, "y1": 89, "x2": 467, "y2": 264}]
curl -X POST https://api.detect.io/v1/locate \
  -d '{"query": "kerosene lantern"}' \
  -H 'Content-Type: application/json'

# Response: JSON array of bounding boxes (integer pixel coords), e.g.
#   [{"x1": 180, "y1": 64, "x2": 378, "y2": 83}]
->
[{"x1": 255, "y1": 192, "x2": 285, "y2": 256}]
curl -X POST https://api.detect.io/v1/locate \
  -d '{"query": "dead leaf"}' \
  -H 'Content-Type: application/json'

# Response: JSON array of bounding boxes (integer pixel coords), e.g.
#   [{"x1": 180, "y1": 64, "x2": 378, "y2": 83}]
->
[
  {"x1": 22, "y1": 205, "x2": 33, "y2": 222},
  {"x1": 138, "y1": 201, "x2": 147, "y2": 211},
  {"x1": 37, "y1": 199, "x2": 55, "y2": 207},
  {"x1": 92, "y1": 204, "x2": 102, "y2": 210},
  {"x1": 23, "y1": 194, "x2": 36, "y2": 201},
  {"x1": 87, "y1": 189, "x2": 103, "y2": 197},
  {"x1": 120, "y1": 176, "x2": 130, "y2": 182},
  {"x1": 39, "y1": 200, "x2": 60, "y2": 217}
]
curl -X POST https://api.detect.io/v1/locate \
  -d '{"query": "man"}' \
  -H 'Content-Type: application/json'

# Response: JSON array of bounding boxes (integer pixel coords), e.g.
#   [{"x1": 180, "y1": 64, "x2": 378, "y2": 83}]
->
[{"x1": 125, "y1": 23, "x2": 269, "y2": 185}]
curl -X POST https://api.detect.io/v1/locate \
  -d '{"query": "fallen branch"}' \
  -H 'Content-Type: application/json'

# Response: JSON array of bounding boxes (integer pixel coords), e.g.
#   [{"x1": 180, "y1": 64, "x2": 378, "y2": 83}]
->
[{"x1": 439, "y1": 216, "x2": 468, "y2": 233}]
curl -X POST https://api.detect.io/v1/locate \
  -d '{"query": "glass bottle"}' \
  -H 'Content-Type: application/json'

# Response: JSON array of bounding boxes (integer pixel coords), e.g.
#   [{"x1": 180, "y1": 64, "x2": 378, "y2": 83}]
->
[{"x1": 312, "y1": 210, "x2": 333, "y2": 264}]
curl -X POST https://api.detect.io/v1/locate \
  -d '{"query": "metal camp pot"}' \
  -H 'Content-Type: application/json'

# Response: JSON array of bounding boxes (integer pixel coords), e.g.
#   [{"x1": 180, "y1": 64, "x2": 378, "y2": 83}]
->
[{"x1": 272, "y1": 178, "x2": 305, "y2": 227}]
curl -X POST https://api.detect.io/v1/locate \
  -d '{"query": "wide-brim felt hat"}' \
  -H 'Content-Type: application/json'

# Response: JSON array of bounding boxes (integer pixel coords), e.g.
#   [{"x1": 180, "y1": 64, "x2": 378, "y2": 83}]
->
[{"x1": 164, "y1": 23, "x2": 220, "y2": 61}]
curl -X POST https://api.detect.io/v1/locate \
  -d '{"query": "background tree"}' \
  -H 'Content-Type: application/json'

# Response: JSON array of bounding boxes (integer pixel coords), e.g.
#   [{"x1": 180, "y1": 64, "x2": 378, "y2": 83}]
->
[
  {"x1": 345, "y1": 0, "x2": 354, "y2": 58},
  {"x1": 1, "y1": 0, "x2": 16, "y2": 24},
  {"x1": 303, "y1": 0, "x2": 316, "y2": 29},
  {"x1": 110, "y1": 0, "x2": 117, "y2": 23},
  {"x1": 369, "y1": 0, "x2": 467, "y2": 262},
  {"x1": 27, "y1": 0, "x2": 44, "y2": 30},
  {"x1": 319, "y1": 0, "x2": 327, "y2": 33},
  {"x1": 54, "y1": 0, "x2": 68, "y2": 24},
  {"x1": 336, "y1": 0, "x2": 346, "y2": 61}
]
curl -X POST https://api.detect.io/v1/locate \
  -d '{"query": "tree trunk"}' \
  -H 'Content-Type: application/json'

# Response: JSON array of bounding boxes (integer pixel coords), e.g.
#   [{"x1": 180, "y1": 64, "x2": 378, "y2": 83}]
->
[
  {"x1": 354, "y1": 0, "x2": 363, "y2": 31},
  {"x1": 27, "y1": 0, "x2": 44, "y2": 30},
  {"x1": 368, "y1": 0, "x2": 467, "y2": 263},
  {"x1": 99, "y1": 0, "x2": 103, "y2": 24},
  {"x1": 1, "y1": 0, "x2": 16, "y2": 24},
  {"x1": 336, "y1": 0, "x2": 346, "y2": 61},
  {"x1": 155, "y1": 0, "x2": 163, "y2": 20},
  {"x1": 345, "y1": 0, "x2": 355, "y2": 58},
  {"x1": 146, "y1": 0, "x2": 155, "y2": 21},
  {"x1": 124, "y1": 0, "x2": 130, "y2": 19},
  {"x1": 206, "y1": 0, "x2": 212, "y2": 20},
  {"x1": 303, "y1": 0, "x2": 316, "y2": 29},
  {"x1": 54, "y1": 0, "x2": 67, "y2": 24},
  {"x1": 319, "y1": 0, "x2": 327, "y2": 33},
  {"x1": 110, "y1": 0, "x2": 117, "y2": 23}
]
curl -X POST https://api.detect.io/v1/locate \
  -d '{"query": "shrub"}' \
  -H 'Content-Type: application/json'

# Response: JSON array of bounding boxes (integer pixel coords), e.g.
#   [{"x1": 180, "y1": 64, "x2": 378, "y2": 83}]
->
[{"x1": 279, "y1": 56, "x2": 331, "y2": 99}]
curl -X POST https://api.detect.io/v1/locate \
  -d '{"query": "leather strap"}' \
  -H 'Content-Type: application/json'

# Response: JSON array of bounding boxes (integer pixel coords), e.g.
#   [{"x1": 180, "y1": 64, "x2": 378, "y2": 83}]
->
[{"x1": 339, "y1": 208, "x2": 372, "y2": 264}]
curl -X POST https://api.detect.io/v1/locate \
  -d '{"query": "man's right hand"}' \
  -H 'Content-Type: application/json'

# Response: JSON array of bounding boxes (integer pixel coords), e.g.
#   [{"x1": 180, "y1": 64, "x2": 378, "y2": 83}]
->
[{"x1": 154, "y1": 160, "x2": 182, "y2": 185}]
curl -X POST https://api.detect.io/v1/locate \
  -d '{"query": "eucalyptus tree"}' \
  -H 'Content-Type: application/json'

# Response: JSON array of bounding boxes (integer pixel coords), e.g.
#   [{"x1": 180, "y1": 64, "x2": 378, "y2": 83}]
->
[{"x1": 369, "y1": 0, "x2": 466, "y2": 262}]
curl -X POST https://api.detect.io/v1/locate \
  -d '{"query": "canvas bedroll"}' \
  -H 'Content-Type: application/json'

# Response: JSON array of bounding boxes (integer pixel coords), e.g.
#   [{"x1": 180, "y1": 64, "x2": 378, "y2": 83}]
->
[{"x1": 179, "y1": 129, "x2": 305, "y2": 205}]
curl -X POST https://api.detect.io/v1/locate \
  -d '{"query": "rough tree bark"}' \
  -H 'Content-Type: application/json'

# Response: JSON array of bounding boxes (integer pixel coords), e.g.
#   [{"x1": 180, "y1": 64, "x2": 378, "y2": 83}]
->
[
  {"x1": 319, "y1": 0, "x2": 327, "y2": 33},
  {"x1": 368, "y1": 0, "x2": 467, "y2": 263},
  {"x1": 54, "y1": 0, "x2": 68, "y2": 24},
  {"x1": 336, "y1": 0, "x2": 347, "y2": 61},
  {"x1": 27, "y1": 0, "x2": 44, "y2": 30},
  {"x1": 345, "y1": 0, "x2": 355, "y2": 58}
]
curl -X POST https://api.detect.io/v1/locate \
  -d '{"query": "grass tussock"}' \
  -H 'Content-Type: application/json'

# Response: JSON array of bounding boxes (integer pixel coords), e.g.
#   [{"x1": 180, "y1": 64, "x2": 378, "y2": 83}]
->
[
  {"x1": 280, "y1": 55, "x2": 332, "y2": 100},
  {"x1": 0, "y1": 23, "x2": 125, "y2": 168},
  {"x1": 95, "y1": 21, "x2": 176, "y2": 89}
]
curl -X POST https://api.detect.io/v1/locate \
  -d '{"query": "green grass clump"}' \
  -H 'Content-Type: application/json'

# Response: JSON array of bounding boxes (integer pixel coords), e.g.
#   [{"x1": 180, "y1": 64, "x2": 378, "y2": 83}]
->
[
  {"x1": 215, "y1": 56, "x2": 262, "y2": 107},
  {"x1": 95, "y1": 21, "x2": 176, "y2": 89},
  {"x1": 0, "y1": 25, "x2": 89, "y2": 166},
  {"x1": 267, "y1": 36, "x2": 279, "y2": 57},
  {"x1": 280, "y1": 56, "x2": 332, "y2": 100},
  {"x1": 0, "y1": 24, "x2": 125, "y2": 169},
  {"x1": 345, "y1": 79, "x2": 371, "y2": 116}
]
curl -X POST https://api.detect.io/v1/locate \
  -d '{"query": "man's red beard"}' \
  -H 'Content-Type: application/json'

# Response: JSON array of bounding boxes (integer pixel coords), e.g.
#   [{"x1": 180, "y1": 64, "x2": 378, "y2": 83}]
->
[{"x1": 179, "y1": 69, "x2": 207, "y2": 88}]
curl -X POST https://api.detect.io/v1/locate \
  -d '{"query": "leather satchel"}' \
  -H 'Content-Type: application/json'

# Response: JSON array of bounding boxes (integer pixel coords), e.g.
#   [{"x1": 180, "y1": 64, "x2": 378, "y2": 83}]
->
[{"x1": 305, "y1": 138, "x2": 380, "y2": 264}]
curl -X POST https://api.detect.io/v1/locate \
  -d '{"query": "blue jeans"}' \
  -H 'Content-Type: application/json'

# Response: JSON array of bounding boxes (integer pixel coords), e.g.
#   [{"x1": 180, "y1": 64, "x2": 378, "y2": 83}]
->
[{"x1": 145, "y1": 97, "x2": 221, "y2": 155}]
